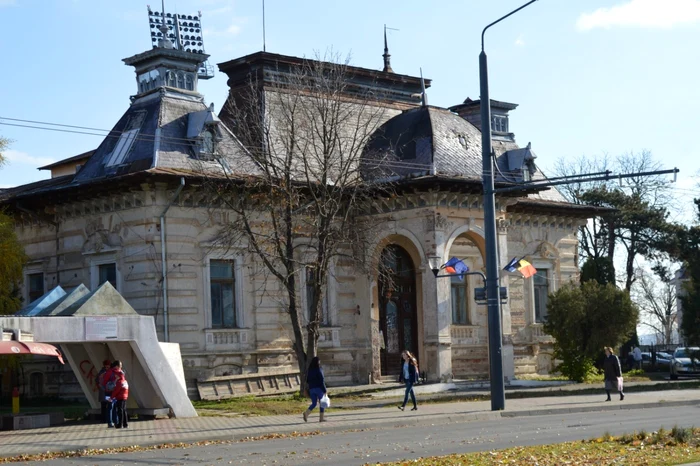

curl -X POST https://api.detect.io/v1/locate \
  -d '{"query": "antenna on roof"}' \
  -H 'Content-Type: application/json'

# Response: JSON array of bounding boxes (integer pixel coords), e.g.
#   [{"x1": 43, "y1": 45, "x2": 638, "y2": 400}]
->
[
  {"x1": 420, "y1": 68, "x2": 428, "y2": 107},
  {"x1": 146, "y1": 4, "x2": 214, "y2": 78},
  {"x1": 262, "y1": 0, "x2": 267, "y2": 52},
  {"x1": 157, "y1": 0, "x2": 174, "y2": 49},
  {"x1": 383, "y1": 24, "x2": 398, "y2": 73}
]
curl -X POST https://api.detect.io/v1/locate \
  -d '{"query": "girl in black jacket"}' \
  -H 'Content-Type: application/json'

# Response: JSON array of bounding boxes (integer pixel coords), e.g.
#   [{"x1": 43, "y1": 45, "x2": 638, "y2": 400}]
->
[
  {"x1": 398, "y1": 350, "x2": 419, "y2": 411},
  {"x1": 303, "y1": 357, "x2": 328, "y2": 422}
]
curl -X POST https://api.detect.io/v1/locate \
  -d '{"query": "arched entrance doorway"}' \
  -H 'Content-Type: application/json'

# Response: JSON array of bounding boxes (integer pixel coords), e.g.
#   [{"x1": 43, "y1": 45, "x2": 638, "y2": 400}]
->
[{"x1": 378, "y1": 245, "x2": 418, "y2": 376}]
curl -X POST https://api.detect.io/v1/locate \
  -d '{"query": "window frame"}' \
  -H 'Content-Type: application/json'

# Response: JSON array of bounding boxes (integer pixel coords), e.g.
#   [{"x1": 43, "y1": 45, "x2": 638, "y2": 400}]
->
[
  {"x1": 491, "y1": 114, "x2": 509, "y2": 133},
  {"x1": 450, "y1": 274, "x2": 471, "y2": 325},
  {"x1": 531, "y1": 267, "x2": 551, "y2": 324},
  {"x1": 203, "y1": 254, "x2": 245, "y2": 329},
  {"x1": 27, "y1": 272, "x2": 45, "y2": 303},
  {"x1": 89, "y1": 257, "x2": 121, "y2": 292},
  {"x1": 201, "y1": 129, "x2": 215, "y2": 154},
  {"x1": 209, "y1": 259, "x2": 237, "y2": 329},
  {"x1": 302, "y1": 265, "x2": 329, "y2": 326},
  {"x1": 105, "y1": 128, "x2": 138, "y2": 167}
]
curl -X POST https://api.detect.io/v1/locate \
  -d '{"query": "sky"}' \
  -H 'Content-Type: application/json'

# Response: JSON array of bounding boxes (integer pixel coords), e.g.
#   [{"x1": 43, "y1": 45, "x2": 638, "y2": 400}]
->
[{"x1": 1, "y1": 0, "x2": 700, "y2": 221}]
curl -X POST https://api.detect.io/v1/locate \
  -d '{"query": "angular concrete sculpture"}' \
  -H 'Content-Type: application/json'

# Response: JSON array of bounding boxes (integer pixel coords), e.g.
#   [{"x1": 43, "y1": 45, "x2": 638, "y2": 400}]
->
[{"x1": 2, "y1": 282, "x2": 197, "y2": 418}]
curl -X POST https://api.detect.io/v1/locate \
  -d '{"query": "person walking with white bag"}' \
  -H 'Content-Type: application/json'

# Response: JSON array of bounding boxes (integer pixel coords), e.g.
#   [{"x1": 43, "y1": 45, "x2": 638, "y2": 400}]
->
[
  {"x1": 603, "y1": 346, "x2": 624, "y2": 402},
  {"x1": 303, "y1": 357, "x2": 328, "y2": 423}
]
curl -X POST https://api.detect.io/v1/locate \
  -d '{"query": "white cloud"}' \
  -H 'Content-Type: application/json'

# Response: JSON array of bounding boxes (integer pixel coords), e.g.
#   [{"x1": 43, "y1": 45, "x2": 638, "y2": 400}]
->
[
  {"x1": 204, "y1": 17, "x2": 247, "y2": 37},
  {"x1": 577, "y1": 0, "x2": 700, "y2": 31},
  {"x1": 515, "y1": 35, "x2": 525, "y2": 47},
  {"x1": 203, "y1": 6, "x2": 233, "y2": 16},
  {"x1": 4, "y1": 150, "x2": 56, "y2": 167}
]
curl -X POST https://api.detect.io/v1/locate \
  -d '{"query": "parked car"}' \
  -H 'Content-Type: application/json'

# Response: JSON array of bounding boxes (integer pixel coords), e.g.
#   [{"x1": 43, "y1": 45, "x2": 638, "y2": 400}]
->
[
  {"x1": 670, "y1": 347, "x2": 700, "y2": 380},
  {"x1": 641, "y1": 352, "x2": 672, "y2": 368}
]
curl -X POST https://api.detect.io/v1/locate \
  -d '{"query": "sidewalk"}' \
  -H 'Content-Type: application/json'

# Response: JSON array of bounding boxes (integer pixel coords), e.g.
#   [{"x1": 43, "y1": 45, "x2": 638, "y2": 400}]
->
[{"x1": 1, "y1": 388, "x2": 698, "y2": 459}]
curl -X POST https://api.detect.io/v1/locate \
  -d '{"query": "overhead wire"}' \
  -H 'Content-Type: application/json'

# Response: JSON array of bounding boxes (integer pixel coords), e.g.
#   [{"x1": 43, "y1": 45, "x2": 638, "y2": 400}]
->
[{"x1": 0, "y1": 115, "x2": 687, "y2": 184}]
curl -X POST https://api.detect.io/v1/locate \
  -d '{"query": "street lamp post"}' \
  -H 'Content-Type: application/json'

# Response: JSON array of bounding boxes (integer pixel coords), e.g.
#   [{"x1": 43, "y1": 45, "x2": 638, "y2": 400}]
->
[{"x1": 480, "y1": 0, "x2": 539, "y2": 411}]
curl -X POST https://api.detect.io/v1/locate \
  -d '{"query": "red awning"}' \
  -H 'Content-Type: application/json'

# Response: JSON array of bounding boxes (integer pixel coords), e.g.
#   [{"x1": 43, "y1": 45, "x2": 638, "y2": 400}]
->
[{"x1": 0, "y1": 341, "x2": 64, "y2": 364}]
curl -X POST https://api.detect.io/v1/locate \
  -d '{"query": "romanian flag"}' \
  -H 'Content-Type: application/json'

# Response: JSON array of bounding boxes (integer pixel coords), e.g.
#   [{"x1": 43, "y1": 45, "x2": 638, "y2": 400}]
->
[
  {"x1": 504, "y1": 257, "x2": 537, "y2": 278},
  {"x1": 442, "y1": 257, "x2": 469, "y2": 280}
]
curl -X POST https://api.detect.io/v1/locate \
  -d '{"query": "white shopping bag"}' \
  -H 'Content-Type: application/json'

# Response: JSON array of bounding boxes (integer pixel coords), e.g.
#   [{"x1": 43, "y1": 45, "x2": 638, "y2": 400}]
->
[{"x1": 320, "y1": 394, "x2": 331, "y2": 409}]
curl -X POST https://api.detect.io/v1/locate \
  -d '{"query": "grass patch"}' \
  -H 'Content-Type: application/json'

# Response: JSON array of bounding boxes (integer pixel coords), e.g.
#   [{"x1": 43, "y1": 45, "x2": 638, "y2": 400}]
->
[
  {"x1": 193, "y1": 394, "x2": 358, "y2": 417},
  {"x1": 517, "y1": 371, "x2": 659, "y2": 383},
  {"x1": 514, "y1": 374, "x2": 570, "y2": 382},
  {"x1": 371, "y1": 426, "x2": 700, "y2": 465}
]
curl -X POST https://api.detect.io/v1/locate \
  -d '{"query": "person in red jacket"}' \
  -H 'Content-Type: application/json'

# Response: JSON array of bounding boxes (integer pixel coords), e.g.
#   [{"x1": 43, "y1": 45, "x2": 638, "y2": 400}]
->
[{"x1": 109, "y1": 361, "x2": 129, "y2": 429}]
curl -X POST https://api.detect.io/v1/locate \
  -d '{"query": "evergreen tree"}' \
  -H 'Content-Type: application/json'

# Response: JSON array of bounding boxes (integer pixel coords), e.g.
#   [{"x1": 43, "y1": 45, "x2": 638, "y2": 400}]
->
[{"x1": 544, "y1": 281, "x2": 638, "y2": 382}]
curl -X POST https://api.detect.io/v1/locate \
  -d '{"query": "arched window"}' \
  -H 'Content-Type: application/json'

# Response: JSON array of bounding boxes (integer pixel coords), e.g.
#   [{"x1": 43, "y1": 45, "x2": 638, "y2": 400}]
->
[
  {"x1": 185, "y1": 74, "x2": 194, "y2": 91},
  {"x1": 176, "y1": 72, "x2": 185, "y2": 89},
  {"x1": 167, "y1": 70, "x2": 176, "y2": 87}
]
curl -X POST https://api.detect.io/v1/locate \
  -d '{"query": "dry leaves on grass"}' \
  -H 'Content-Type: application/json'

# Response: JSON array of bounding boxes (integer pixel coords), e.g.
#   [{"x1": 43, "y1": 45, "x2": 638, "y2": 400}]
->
[
  {"x1": 369, "y1": 429, "x2": 700, "y2": 466},
  {"x1": 0, "y1": 430, "x2": 324, "y2": 463}
]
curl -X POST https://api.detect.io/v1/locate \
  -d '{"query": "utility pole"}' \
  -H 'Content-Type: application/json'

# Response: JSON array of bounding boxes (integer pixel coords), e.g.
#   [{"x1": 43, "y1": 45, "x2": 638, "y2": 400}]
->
[{"x1": 480, "y1": 0, "x2": 539, "y2": 412}]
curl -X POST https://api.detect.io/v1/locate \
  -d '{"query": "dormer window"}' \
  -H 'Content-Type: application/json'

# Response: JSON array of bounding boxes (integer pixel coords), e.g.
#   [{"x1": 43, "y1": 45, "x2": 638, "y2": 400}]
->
[{"x1": 201, "y1": 129, "x2": 215, "y2": 154}]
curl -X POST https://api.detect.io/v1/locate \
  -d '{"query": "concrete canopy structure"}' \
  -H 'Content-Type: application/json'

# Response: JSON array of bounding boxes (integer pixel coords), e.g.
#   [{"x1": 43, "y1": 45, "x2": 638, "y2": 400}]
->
[{"x1": 0, "y1": 282, "x2": 196, "y2": 418}]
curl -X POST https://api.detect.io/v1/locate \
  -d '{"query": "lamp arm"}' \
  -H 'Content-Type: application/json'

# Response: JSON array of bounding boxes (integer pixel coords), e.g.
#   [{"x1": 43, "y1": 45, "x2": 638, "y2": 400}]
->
[
  {"x1": 481, "y1": 0, "x2": 538, "y2": 51},
  {"x1": 433, "y1": 271, "x2": 487, "y2": 284}
]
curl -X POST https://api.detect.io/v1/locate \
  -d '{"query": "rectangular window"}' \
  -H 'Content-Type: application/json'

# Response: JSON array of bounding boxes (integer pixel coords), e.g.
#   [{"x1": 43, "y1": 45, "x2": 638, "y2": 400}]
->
[
  {"x1": 105, "y1": 129, "x2": 138, "y2": 167},
  {"x1": 28, "y1": 273, "x2": 44, "y2": 303},
  {"x1": 533, "y1": 269, "x2": 549, "y2": 323},
  {"x1": 98, "y1": 263, "x2": 117, "y2": 289},
  {"x1": 451, "y1": 276, "x2": 469, "y2": 325},
  {"x1": 210, "y1": 260, "x2": 236, "y2": 328},
  {"x1": 305, "y1": 266, "x2": 328, "y2": 325},
  {"x1": 491, "y1": 115, "x2": 508, "y2": 133}
]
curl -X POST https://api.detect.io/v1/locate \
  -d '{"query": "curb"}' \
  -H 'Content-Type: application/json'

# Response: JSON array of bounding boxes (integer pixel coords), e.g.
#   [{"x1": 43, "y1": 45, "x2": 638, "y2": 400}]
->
[
  {"x1": 500, "y1": 399, "x2": 700, "y2": 417},
  {"x1": 4, "y1": 399, "x2": 698, "y2": 459}
]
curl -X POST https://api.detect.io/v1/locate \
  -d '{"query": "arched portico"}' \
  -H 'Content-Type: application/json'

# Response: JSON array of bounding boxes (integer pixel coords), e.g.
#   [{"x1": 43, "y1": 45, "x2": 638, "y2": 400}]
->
[{"x1": 369, "y1": 232, "x2": 425, "y2": 382}]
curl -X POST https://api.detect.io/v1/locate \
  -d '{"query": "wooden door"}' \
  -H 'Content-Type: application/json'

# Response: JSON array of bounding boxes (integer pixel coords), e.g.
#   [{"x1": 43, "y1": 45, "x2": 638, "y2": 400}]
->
[{"x1": 379, "y1": 245, "x2": 418, "y2": 377}]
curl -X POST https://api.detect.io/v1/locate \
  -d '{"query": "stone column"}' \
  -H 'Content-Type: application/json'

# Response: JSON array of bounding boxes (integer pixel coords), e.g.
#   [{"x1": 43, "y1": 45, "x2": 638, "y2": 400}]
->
[{"x1": 422, "y1": 215, "x2": 453, "y2": 382}]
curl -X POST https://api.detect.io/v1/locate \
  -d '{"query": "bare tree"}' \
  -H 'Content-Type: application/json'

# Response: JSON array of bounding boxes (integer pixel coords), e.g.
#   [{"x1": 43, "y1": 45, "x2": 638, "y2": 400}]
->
[
  {"x1": 553, "y1": 154, "x2": 611, "y2": 261},
  {"x1": 634, "y1": 267, "x2": 678, "y2": 345},
  {"x1": 207, "y1": 52, "x2": 393, "y2": 392},
  {"x1": 554, "y1": 151, "x2": 673, "y2": 292}
]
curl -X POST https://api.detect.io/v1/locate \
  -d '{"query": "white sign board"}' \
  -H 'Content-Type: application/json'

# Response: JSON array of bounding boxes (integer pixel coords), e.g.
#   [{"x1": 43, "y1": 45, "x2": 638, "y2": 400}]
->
[{"x1": 85, "y1": 316, "x2": 118, "y2": 340}]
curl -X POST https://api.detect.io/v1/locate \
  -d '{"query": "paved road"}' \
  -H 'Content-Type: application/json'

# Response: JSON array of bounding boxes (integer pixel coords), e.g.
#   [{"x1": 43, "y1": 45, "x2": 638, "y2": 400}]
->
[{"x1": 24, "y1": 405, "x2": 700, "y2": 466}]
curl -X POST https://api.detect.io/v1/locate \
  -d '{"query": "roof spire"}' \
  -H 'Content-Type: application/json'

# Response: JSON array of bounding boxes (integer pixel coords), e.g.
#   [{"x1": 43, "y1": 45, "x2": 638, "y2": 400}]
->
[
  {"x1": 420, "y1": 68, "x2": 428, "y2": 107},
  {"x1": 382, "y1": 24, "x2": 393, "y2": 73},
  {"x1": 158, "y1": 0, "x2": 174, "y2": 49}
]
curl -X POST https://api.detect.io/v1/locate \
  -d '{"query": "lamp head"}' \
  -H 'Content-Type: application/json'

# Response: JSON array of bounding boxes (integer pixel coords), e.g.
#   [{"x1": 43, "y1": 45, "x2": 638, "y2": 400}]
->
[{"x1": 427, "y1": 254, "x2": 441, "y2": 277}]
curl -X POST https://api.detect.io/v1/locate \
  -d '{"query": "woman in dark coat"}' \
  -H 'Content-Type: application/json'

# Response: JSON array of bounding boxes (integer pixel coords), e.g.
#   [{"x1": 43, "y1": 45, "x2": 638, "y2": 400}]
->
[
  {"x1": 303, "y1": 357, "x2": 328, "y2": 423},
  {"x1": 603, "y1": 346, "x2": 624, "y2": 401}
]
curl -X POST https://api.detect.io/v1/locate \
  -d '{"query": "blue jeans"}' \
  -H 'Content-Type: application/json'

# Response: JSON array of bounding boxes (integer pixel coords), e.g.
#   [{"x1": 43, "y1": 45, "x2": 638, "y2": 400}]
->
[
  {"x1": 402, "y1": 382, "x2": 416, "y2": 408},
  {"x1": 308, "y1": 387, "x2": 326, "y2": 413},
  {"x1": 105, "y1": 398, "x2": 115, "y2": 426}
]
